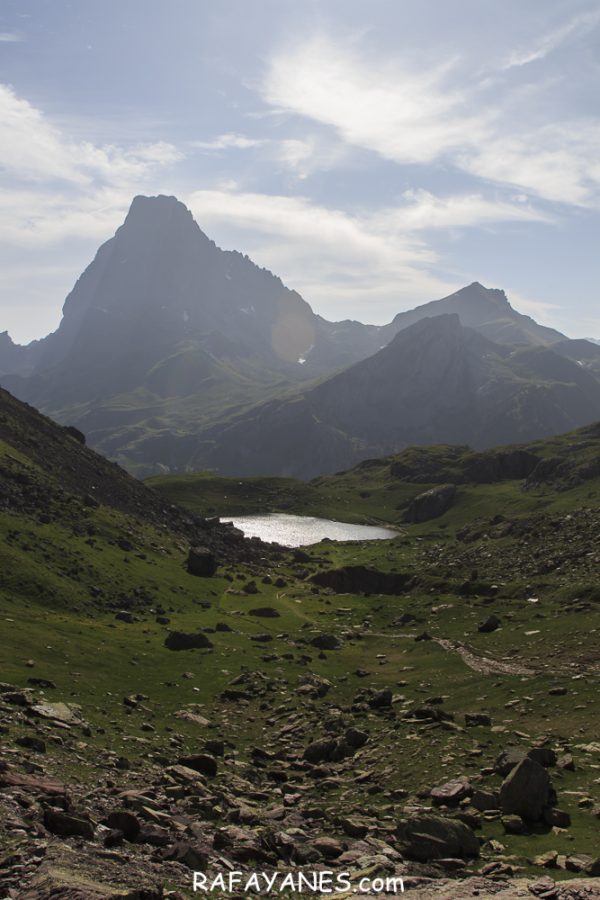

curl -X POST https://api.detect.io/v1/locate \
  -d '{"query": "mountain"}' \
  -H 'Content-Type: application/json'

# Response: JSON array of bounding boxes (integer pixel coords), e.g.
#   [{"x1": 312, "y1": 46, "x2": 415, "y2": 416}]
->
[
  {"x1": 188, "y1": 314, "x2": 600, "y2": 478},
  {"x1": 2, "y1": 194, "x2": 592, "y2": 477},
  {"x1": 381, "y1": 281, "x2": 565, "y2": 347},
  {"x1": 0, "y1": 195, "x2": 388, "y2": 472}
]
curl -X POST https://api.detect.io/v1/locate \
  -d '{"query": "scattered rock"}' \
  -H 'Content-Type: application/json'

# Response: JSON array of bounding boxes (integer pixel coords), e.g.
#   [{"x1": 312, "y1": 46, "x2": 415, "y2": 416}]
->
[
  {"x1": 164, "y1": 631, "x2": 214, "y2": 651},
  {"x1": 397, "y1": 814, "x2": 480, "y2": 861},
  {"x1": 499, "y1": 757, "x2": 552, "y2": 821},
  {"x1": 186, "y1": 546, "x2": 218, "y2": 577}
]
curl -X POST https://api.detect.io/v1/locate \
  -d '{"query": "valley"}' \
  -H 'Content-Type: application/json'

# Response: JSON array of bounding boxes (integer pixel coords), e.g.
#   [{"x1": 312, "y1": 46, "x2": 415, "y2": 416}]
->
[{"x1": 1, "y1": 384, "x2": 600, "y2": 898}]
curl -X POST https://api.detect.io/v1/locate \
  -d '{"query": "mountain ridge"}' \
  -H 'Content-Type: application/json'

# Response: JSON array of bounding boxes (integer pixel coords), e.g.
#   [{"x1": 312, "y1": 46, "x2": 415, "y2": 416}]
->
[{"x1": 2, "y1": 194, "x2": 598, "y2": 477}]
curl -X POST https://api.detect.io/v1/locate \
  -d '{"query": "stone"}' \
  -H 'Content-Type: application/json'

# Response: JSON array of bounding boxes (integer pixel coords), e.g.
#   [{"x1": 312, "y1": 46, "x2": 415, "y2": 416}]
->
[
  {"x1": 403, "y1": 484, "x2": 457, "y2": 523},
  {"x1": 164, "y1": 631, "x2": 214, "y2": 651},
  {"x1": 340, "y1": 817, "x2": 369, "y2": 839},
  {"x1": 28, "y1": 701, "x2": 84, "y2": 726},
  {"x1": 204, "y1": 739, "x2": 225, "y2": 757},
  {"x1": 471, "y1": 789, "x2": 499, "y2": 812},
  {"x1": 528, "y1": 746, "x2": 557, "y2": 767},
  {"x1": 478, "y1": 614, "x2": 501, "y2": 633},
  {"x1": 43, "y1": 808, "x2": 94, "y2": 840},
  {"x1": 186, "y1": 547, "x2": 217, "y2": 577},
  {"x1": 313, "y1": 836, "x2": 344, "y2": 858},
  {"x1": 502, "y1": 814, "x2": 526, "y2": 834},
  {"x1": 368, "y1": 688, "x2": 393, "y2": 709},
  {"x1": 178, "y1": 754, "x2": 218, "y2": 777},
  {"x1": 499, "y1": 757, "x2": 552, "y2": 821},
  {"x1": 543, "y1": 807, "x2": 571, "y2": 828},
  {"x1": 557, "y1": 753, "x2": 575, "y2": 771},
  {"x1": 565, "y1": 854, "x2": 593, "y2": 873},
  {"x1": 0, "y1": 772, "x2": 65, "y2": 795},
  {"x1": 248, "y1": 607, "x2": 280, "y2": 618},
  {"x1": 303, "y1": 738, "x2": 337, "y2": 764},
  {"x1": 162, "y1": 841, "x2": 209, "y2": 870},
  {"x1": 344, "y1": 727, "x2": 368, "y2": 749},
  {"x1": 495, "y1": 749, "x2": 526, "y2": 776},
  {"x1": 309, "y1": 633, "x2": 341, "y2": 650},
  {"x1": 397, "y1": 814, "x2": 480, "y2": 861},
  {"x1": 105, "y1": 810, "x2": 141, "y2": 841},
  {"x1": 465, "y1": 713, "x2": 492, "y2": 727},
  {"x1": 430, "y1": 777, "x2": 472, "y2": 806},
  {"x1": 15, "y1": 735, "x2": 46, "y2": 753}
]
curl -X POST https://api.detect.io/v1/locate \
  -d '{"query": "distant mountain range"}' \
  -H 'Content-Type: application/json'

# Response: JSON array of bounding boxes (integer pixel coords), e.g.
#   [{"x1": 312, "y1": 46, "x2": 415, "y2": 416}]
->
[{"x1": 1, "y1": 194, "x2": 599, "y2": 477}]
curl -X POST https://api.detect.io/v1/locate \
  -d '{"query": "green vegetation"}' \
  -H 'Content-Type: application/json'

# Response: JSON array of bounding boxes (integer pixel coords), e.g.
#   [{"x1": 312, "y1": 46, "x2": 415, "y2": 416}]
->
[{"x1": 2, "y1": 392, "x2": 600, "y2": 894}]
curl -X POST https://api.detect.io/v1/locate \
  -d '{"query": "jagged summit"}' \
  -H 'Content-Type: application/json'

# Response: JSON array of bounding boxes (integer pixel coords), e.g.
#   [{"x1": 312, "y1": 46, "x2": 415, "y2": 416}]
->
[
  {"x1": 1, "y1": 194, "x2": 592, "y2": 477},
  {"x1": 385, "y1": 281, "x2": 563, "y2": 347}
]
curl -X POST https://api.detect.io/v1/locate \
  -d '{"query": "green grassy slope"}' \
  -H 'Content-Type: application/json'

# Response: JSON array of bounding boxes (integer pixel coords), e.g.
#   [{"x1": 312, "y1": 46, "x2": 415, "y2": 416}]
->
[{"x1": 2, "y1": 394, "x2": 600, "y2": 893}]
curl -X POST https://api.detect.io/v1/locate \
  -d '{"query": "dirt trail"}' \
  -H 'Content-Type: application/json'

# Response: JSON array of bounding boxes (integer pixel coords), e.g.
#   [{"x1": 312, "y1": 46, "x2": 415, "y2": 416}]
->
[
  {"x1": 368, "y1": 631, "x2": 535, "y2": 677},
  {"x1": 433, "y1": 637, "x2": 535, "y2": 676}
]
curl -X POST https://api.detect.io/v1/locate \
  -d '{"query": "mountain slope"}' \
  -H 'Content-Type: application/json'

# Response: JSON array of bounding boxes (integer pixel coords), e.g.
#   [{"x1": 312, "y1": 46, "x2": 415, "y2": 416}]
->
[
  {"x1": 382, "y1": 281, "x2": 565, "y2": 346},
  {"x1": 190, "y1": 314, "x2": 600, "y2": 478},
  {"x1": 2, "y1": 381, "x2": 600, "y2": 895}
]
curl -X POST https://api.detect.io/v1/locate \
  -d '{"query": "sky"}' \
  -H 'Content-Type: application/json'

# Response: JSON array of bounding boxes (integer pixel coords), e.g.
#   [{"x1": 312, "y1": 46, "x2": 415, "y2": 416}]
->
[{"x1": 0, "y1": 0, "x2": 599, "y2": 344}]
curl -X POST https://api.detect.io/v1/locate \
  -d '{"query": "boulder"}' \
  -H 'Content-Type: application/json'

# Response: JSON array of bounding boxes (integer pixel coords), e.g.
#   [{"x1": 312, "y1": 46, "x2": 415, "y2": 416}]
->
[
  {"x1": 465, "y1": 449, "x2": 540, "y2": 483},
  {"x1": 178, "y1": 754, "x2": 218, "y2": 777},
  {"x1": 309, "y1": 633, "x2": 341, "y2": 651},
  {"x1": 528, "y1": 746, "x2": 557, "y2": 767},
  {"x1": 397, "y1": 814, "x2": 479, "y2": 861},
  {"x1": 368, "y1": 688, "x2": 393, "y2": 709},
  {"x1": 303, "y1": 738, "x2": 338, "y2": 764},
  {"x1": 345, "y1": 727, "x2": 369, "y2": 749},
  {"x1": 465, "y1": 713, "x2": 492, "y2": 727},
  {"x1": 478, "y1": 614, "x2": 501, "y2": 633},
  {"x1": 403, "y1": 484, "x2": 457, "y2": 524},
  {"x1": 310, "y1": 566, "x2": 411, "y2": 595},
  {"x1": 495, "y1": 749, "x2": 526, "y2": 776},
  {"x1": 164, "y1": 631, "x2": 214, "y2": 651},
  {"x1": 44, "y1": 809, "x2": 94, "y2": 840},
  {"x1": 543, "y1": 807, "x2": 571, "y2": 828},
  {"x1": 106, "y1": 810, "x2": 141, "y2": 841},
  {"x1": 248, "y1": 607, "x2": 280, "y2": 618},
  {"x1": 499, "y1": 757, "x2": 552, "y2": 821},
  {"x1": 471, "y1": 789, "x2": 499, "y2": 812},
  {"x1": 186, "y1": 547, "x2": 217, "y2": 577},
  {"x1": 430, "y1": 777, "x2": 472, "y2": 806}
]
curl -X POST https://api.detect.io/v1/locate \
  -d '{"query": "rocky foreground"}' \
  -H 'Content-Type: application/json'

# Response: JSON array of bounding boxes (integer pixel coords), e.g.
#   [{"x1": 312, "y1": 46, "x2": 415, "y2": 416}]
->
[{"x1": 2, "y1": 667, "x2": 600, "y2": 900}]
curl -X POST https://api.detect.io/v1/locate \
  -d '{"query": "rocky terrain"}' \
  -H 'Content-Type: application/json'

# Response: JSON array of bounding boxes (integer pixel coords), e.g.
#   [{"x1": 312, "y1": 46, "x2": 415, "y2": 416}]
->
[{"x1": 1, "y1": 386, "x2": 600, "y2": 897}]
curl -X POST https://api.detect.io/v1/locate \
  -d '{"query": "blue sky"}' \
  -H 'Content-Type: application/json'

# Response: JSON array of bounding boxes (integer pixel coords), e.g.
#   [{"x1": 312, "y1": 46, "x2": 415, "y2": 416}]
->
[{"x1": 1, "y1": 0, "x2": 599, "y2": 343}]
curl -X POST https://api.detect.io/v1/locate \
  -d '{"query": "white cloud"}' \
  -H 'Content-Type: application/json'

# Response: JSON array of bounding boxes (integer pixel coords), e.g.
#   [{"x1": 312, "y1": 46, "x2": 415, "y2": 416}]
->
[
  {"x1": 380, "y1": 189, "x2": 552, "y2": 231},
  {"x1": 0, "y1": 84, "x2": 184, "y2": 248},
  {"x1": 0, "y1": 84, "x2": 182, "y2": 187},
  {"x1": 0, "y1": 32, "x2": 22, "y2": 43},
  {"x1": 503, "y1": 8, "x2": 600, "y2": 69},
  {"x1": 263, "y1": 37, "x2": 490, "y2": 166},
  {"x1": 191, "y1": 132, "x2": 265, "y2": 151},
  {"x1": 261, "y1": 34, "x2": 600, "y2": 209},
  {"x1": 186, "y1": 186, "x2": 548, "y2": 323}
]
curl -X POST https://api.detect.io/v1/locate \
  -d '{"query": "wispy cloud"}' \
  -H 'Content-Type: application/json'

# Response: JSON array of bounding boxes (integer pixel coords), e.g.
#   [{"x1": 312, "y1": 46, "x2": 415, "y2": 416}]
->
[
  {"x1": 503, "y1": 8, "x2": 600, "y2": 69},
  {"x1": 191, "y1": 132, "x2": 265, "y2": 151},
  {"x1": 185, "y1": 185, "x2": 549, "y2": 323},
  {"x1": 0, "y1": 83, "x2": 183, "y2": 246},
  {"x1": 0, "y1": 84, "x2": 182, "y2": 187},
  {"x1": 0, "y1": 32, "x2": 23, "y2": 42},
  {"x1": 261, "y1": 34, "x2": 600, "y2": 209}
]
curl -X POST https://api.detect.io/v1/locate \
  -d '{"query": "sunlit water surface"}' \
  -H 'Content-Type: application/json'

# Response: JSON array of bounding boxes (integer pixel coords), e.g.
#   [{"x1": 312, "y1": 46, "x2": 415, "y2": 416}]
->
[{"x1": 220, "y1": 513, "x2": 396, "y2": 547}]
